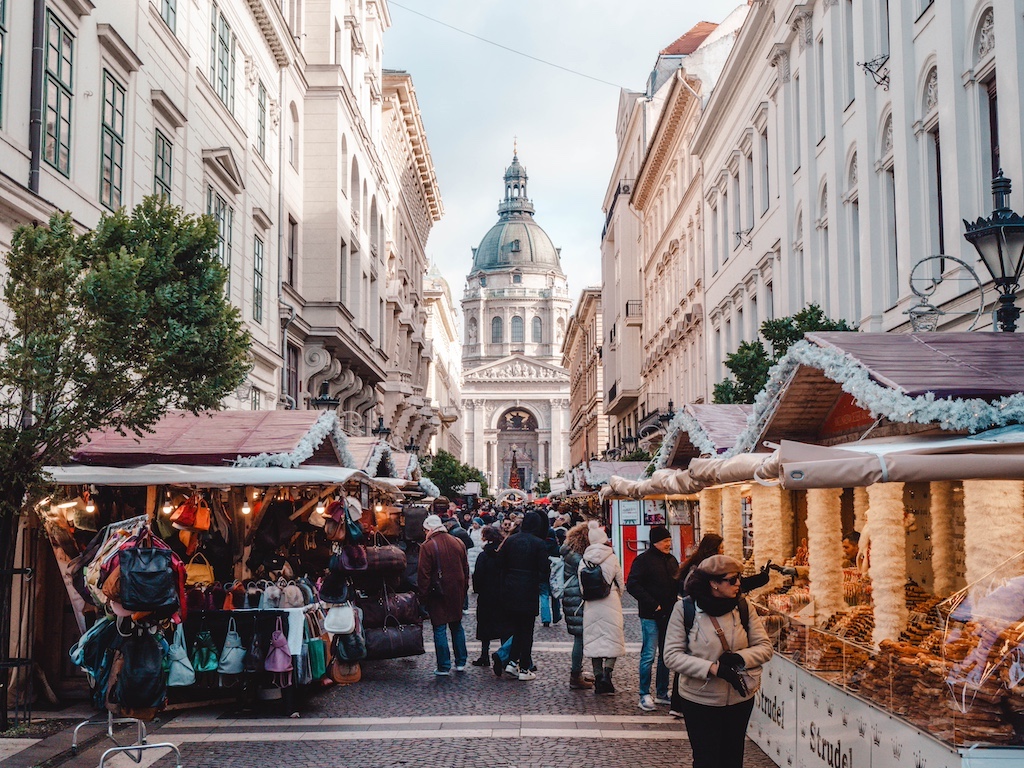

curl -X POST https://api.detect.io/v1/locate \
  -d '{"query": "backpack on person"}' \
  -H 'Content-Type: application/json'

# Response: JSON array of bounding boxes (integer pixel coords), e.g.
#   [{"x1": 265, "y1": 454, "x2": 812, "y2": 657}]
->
[
  {"x1": 579, "y1": 559, "x2": 611, "y2": 601},
  {"x1": 680, "y1": 595, "x2": 750, "y2": 639}
]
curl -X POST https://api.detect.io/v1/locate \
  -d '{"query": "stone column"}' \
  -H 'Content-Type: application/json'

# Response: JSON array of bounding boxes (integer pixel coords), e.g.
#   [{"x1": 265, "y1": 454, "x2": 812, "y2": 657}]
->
[
  {"x1": 721, "y1": 486, "x2": 744, "y2": 561},
  {"x1": 806, "y1": 487, "x2": 845, "y2": 626},
  {"x1": 865, "y1": 483, "x2": 908, "y2": 646}
]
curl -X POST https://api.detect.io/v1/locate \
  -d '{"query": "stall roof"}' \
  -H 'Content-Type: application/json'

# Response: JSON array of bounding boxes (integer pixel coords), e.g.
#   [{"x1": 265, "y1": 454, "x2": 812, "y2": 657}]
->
[
  {"x1": 73, "y1": 410, "x2": 355, "y2": 468},
  {"x1": 345, "y1": 437, "x2": 396, "y2": 477},
  {"x1": 43, "y1": 463, "x2": 372, "y2": 488},
  {"x1": 659, "y1": 404, "x2": 753, "y2": 468},
  {"x1": 733, "y1": 332, "x2": 1024, "y2": 455},
  {"x1": 572, "y1": 461, "x2": 648, "y2": 490}
]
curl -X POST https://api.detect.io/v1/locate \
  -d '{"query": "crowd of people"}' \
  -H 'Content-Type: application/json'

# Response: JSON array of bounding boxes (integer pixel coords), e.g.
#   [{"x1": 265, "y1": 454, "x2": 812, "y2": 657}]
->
[{"x1": 413, "y1": 502, "x2": 773, "y2": 768}]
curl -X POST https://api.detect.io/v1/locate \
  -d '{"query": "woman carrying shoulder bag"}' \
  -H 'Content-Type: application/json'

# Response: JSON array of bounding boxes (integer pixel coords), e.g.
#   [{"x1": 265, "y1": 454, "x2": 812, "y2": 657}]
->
[{"x1": 663, "y1": 555, "x2": 773, "y2": 768}]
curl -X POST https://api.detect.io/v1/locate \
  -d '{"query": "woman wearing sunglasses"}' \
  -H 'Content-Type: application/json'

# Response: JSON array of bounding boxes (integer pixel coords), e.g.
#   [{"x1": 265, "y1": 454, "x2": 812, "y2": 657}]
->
[{"x1": 663, "y1": 555, "x2": 773, "y2": 768}]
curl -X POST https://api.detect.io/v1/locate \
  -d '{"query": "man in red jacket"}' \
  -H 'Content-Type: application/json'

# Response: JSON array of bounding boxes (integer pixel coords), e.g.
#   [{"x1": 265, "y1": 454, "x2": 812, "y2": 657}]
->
[{"x1": 417, "y1": 514, "x2": 470, "y2": 676}]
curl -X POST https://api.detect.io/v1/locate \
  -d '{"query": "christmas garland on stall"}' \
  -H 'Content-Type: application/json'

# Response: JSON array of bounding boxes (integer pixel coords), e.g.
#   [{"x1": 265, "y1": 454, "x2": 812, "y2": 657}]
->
[
  {"x1": 235, "y1": 411, "x2": 357, "y2": 469},
  {"x1": 654, "y1": 410, "x2": 720, "y2": 469}
]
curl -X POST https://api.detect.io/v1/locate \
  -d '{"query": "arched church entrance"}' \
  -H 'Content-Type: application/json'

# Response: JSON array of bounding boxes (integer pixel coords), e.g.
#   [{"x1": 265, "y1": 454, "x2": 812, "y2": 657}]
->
[{"x1": 497, "y1": 407, "x2": 539, "y2": 491}]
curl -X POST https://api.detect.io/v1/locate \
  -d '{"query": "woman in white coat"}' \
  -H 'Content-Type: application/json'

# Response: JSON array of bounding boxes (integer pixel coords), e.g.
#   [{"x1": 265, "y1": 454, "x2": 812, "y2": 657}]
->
[{"x1": 579, "y1": 521, "x2": 625, "y2": 694}]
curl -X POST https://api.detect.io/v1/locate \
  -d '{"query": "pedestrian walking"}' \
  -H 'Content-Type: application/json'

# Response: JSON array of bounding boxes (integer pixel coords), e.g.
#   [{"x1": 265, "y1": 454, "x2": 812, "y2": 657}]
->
[
  {"x1": 663, "y1": 555, "x2": 773, "y2": 768},
  {"x1": 471, "y1": 526, "x2": 509, "y2": 666},
  {"x1": 580, "y1": 520, "x2": 625, "y2": 695},
  {"x1": 560, "y1": 522, "x2": 593, "y2": 690},
  {"x1": 626, "y1": 525, "x2": 678, "y2": 711},
  {"x1": 496, "y1": 510, "x2": 551, "y2": 681},
  {"x1": 417, "y1": 514, "x2": 471, "y2": 676}
]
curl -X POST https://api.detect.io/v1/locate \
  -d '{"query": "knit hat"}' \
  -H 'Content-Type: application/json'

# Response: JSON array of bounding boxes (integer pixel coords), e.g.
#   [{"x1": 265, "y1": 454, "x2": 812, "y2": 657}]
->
[
  {"x1": 423, "y1": 514, "x2": 444, "y2": 532},
  {"x1": 649, "y1": 526, "x2": 671, "y2": 545},
  {"x1": 587, "y1": 520, "x2": 608, "y2": 545},
  {"x1": 696, "y1": 554, "x2": 743, "y2": 577}
]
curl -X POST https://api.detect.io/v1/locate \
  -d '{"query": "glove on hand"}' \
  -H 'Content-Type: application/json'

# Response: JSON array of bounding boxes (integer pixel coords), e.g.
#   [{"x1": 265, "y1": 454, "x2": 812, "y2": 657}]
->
[
  {"x1": 760, "y1": 559, "x2": 773, "y2": 574},
  {"x1": 714, "y1": 659, "x2": 748, "y2": 696},
  {"x1": 718, "y1": 651, "x2": 745, "y2": 670}
]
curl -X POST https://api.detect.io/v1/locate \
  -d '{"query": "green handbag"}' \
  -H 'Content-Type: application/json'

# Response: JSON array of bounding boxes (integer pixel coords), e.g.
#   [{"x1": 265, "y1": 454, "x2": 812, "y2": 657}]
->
[
  {"x1": 307, "y1": 636, "x2": 327, "y2": 680},
  {"x1": 191, "y1": 629, "x2": 219, "y2": 674}
]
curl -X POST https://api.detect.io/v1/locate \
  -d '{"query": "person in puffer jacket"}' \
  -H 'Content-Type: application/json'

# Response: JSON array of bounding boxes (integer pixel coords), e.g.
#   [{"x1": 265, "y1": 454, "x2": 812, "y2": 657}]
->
[
  {"x1": 579, "y1": 521, "x2": 625, "y2": 695},
  {"x1": 663, "y1": 555, "x2": 773, "y2": 768},
  {"x1": 560, "y1": 522, "x2": 592, "y2": 690}
]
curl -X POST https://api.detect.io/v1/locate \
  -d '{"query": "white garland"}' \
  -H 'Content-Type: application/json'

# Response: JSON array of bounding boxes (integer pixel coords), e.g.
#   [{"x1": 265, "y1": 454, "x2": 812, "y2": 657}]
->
[
  {"x1": 853, "y1": 487, "x2": 869, "y2": 533},
  {"x1": 419, "y1": 477, "x2": 441, "y2": 498},
  {"x1": 806, "y1": 487, "x2": 846, "y2": 625},
  {"x1": 929, "y1": 481, "x2": 956, "y2": 597},
  {"x1": 655, "y1": 410, "x2": 720, "y2": 469},
  {"x1": 962, "y1": 480, "x2": 1024, "y2": 589},
  {"x1": 721, "y1": 486, "x2": 744, "y2": 561},
  {"x1": 234, "y1": 411, "x2": 357, "y2": 469},
  {"x1": 698, "y1": 487, "x2": 722, "y2": 536},
  {"x1": 866, "y1": 483, "x2": 908, "y2": 647},
  {"x1": 729, "y1": 339, "x2": 1024, "y2": 457},
  {"x1": 751, "y1": 485, "x2": 793, "y2": 593},
  {"x1": 365, "y1": 440, "x2": 396, "y2": 477}
]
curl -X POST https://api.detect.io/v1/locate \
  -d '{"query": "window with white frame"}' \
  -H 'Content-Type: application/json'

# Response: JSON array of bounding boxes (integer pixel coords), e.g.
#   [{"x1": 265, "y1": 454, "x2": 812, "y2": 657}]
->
[
  {"x1": 154, "y1": 129, "x2": 173, "y2": 199},
  {"x1": 721, "y1": 188, "x2": 729, "y2": 262},
  {"x1": 253, "y1": 234, "x2": 264, "y2": 323},
  {"x1": 793, "y1": 212, "x2": 805, "y2": 308},
  {"x1": 922, "y1": 68, "x2": 944, "y2": 259},
  {"x1": 250, "y1": 386, "x2": 261, "y2": 410},
  {"x1": 817, "y1": 186, "x2": 829, "y2": 313},
  {"x1": 744, "y1": 152, "x2": 754, "y2": 230},
  {"x1": 161, "y1": 0, "x2": 176, "y2": 33},
  {"x1": 256, "y1": 81, "x2": 267, "y2": 157},
  {"x1": 99, "y1": 71, "x2": 126, "y2": 210},
  {"x1": 207, "y1": 185, "x2": 233, "y2": 290},
  {"x1": 880, "y1": 114, "x2": 899, "y2": 306},
  {"x1": 532, "y1": 316, "x2": 542, "y2": 343},
  {"x1": 43, "y1": 11, "x2": 74, "y2": 176},
  {"x1": 491, "y1": 316, "x2": 503, "y2": 344},
  {"x1": 210, "y1": 4, "x2": 236, "y2": 113}
]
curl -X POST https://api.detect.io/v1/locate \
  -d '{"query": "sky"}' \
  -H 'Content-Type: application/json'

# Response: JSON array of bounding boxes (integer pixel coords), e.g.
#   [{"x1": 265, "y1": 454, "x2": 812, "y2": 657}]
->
[{"x1": 382, "y1": 0, "x2": 744, "y2": 315}]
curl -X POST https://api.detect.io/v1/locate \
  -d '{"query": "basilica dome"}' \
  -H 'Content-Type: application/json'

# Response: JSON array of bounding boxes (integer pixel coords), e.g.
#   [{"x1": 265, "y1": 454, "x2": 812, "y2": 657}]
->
[{"x1": 470, "y1": 153, "x2": 564, "y2": 275}]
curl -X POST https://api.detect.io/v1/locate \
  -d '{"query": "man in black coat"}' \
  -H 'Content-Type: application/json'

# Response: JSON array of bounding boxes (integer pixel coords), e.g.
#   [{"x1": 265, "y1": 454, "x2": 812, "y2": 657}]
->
[
  {"x1": 496, "y1": 511, "x2": 551, "y2": 681},
  {"x1": 626, "y1": 526, "x2": 679, "y2": 710}
]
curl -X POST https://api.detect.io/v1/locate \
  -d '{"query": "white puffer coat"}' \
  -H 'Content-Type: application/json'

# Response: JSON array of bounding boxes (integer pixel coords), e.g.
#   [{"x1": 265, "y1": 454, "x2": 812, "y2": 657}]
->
[{"x1": 579, "y1": 543, "x2": 626, "y2": 659}]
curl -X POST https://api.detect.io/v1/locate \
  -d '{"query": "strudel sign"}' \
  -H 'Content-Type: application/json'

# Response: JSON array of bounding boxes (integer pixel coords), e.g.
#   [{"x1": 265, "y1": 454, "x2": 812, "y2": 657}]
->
[{"x1": 748, "y1": 657, "x2": 1020, "y2": 768}]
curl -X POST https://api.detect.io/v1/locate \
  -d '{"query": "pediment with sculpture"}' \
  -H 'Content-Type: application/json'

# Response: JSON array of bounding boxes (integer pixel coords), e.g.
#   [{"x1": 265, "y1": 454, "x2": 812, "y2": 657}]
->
[{"x1": 464, "y1": 354, "x2": 569, "y2": 383}]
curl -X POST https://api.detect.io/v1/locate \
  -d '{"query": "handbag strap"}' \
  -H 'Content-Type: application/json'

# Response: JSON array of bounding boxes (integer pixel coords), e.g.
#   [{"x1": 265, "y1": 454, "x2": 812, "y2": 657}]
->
[
  {"x1": 227, "y1": 617, "x2": 237, "y2": 634},
  {"x1": 432, "y1": 539, "x2": 443, "y2": 578},
  {"x1": 188, "y1": 552, "x2": 211, "y2": 566},
  {"x1": 708, "y1": 615, "x2": 731, "y2": 652}
]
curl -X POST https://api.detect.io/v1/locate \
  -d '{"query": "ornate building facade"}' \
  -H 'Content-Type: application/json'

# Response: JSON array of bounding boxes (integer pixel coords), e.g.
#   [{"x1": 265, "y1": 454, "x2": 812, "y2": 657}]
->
[
  {"x1": 563, "y1": 287, "x2": 605, "y2": 468},
  {"x1": 424, "y1": 264, "x2": 463, "y2": 457},
  {"x1": 460, "y1": 153, "x2": 571, "y2": 491}
]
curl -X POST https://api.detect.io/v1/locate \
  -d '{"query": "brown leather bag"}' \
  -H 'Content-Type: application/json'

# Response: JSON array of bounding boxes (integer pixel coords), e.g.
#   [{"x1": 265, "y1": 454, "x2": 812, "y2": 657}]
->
[
  {"x1": 329, "y1": 659, "x2": 361, "y2": 685},
  {"x1": 356, "y1": 591, "x2": 420, "y2": 629},
  {"x1": 363, "y1": 545, "x2": 406, "y2": 575},
  {"x1": 363, "y1": 616, "x2": 424, "y2": 660},
  {"x1": 375, "y1": 506, "x2": 402, "y2": 537}
]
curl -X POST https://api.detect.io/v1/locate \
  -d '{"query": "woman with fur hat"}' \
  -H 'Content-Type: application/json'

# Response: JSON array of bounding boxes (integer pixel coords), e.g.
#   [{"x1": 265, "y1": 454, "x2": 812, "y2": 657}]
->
[
  {"x1": 663, "y1": 554, "x2": 773, "y2": 768},
  {"x1": 579, "y1": 521, "x2": 625, "y2": 694},
  {"x1": 560, "y1": 522, "x2": 593, "y2": 689}
]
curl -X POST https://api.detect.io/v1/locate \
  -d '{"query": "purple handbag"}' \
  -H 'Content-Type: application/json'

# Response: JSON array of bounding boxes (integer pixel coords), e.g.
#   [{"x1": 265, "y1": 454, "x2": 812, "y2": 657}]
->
[
  {"x1": 264, "y1": 617, "x2": 293, "y2": 674},
  {"x1": 338, "y1": 544, "x2": 368, "y2": 572}
]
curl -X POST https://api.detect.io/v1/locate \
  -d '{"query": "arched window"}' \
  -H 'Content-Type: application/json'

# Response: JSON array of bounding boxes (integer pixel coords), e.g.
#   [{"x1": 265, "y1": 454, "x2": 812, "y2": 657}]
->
[
  {"x1": 340, "y1": 135, "x2": 348, "y2": 191},
  {"x1": 289, "y1": 102, "x2": 300, "y2": 168},
  {"x1": 532, "y1": 316, "x2": 542, "y2": 343},
  {"x1": 511, "y1": 315, "x2": 524, "y2": 343},
  {"x1": 491, "y1": 316, "x2": 503, "y2": 343},
  {"x1": 351, "y1": 159, "x2": 360, "y2": 214},
  {"x1": 370, "y1": 197, "x2": 378, "y2": 245}
]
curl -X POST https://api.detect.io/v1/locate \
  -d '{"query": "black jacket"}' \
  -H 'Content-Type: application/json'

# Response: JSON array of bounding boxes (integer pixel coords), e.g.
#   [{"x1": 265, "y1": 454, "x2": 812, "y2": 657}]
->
[
  {"x1": 627, "y1": 547, "x2": 680, "y2": 621},
  {"x1": 445, "y1": 522, "x2": 474, "y2": 551},
  {"x1": 497, "y1": 515, "x2": 551, "y2": 615},
  {"x1": 472, "y1": 544, "x2": 509, "y2": 641}
]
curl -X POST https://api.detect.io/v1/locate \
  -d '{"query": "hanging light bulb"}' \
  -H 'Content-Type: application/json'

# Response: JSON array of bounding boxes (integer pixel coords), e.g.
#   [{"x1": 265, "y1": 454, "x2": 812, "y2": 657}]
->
[
  {"x1": 241, "y1": 499, "x2": 252, "y2": 515},
  {"x1": 374, "y1": 503, "x2": 383, "y2": 513},
  {"x1": 85, "y1": 498, "x2": 95, "y2": 514},
  {"x1": 162, "y1": 493, "x2": 173, "y2": 515}
]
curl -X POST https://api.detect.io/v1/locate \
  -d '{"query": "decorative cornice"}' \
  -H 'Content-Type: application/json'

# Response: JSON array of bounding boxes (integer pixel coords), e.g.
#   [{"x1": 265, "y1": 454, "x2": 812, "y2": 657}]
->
[
  {"x1": 97, "y1": 24, "x2": 142, "y2": 72},
  {"x1": 769, "y1": 43, "x2": 791, "y2": 84},
  {"x1": 632, "y1": 71, "x2": 700, "y2": 211},
  {"x1": 787, "y1": 4, "x2": 814, "y2": 52},
  {"x1": 243, "y1": 0, "x2": 291, "y2": 68}
]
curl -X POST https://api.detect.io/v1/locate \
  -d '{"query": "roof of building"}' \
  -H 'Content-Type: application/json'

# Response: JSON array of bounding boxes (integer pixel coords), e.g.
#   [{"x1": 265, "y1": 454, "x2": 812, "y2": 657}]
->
[
  {"x1": 660, "y1": 21, "x2": 718, "y2": 56},
  {"x1": 470, "y1": 152, "x2": 564, "y2": 274},
  {"x1": 661, "y1": 404, "x2": 754, "y2": 468}
]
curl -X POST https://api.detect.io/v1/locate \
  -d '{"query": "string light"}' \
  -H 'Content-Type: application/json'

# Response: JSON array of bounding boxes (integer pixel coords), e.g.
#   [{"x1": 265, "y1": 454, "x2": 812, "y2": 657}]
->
[
  {"x1": 162, "y1": 493, "x2": 172, "y2": 515},
  {"x1": 241, "y1": 499, "x2": 251, "y2": 515}
]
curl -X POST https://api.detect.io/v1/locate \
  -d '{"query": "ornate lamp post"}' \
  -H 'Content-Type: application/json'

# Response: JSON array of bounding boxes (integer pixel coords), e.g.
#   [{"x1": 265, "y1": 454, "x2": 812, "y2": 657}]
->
[
  {"x1": 405, "y1": 441, "x2": 419, "y2": 454},
  {"x1": 963, "y1": 171, "x2": 1024, "y2": 332},
  {"x1": 309, "y1": 381, "x2": 340, "y2": 411},
  {"x1": 658, "y1": 400, "x2": 676, "y2": 427},
  {"x1": 370, "y1": 416, "x2": 391, "y2": 440}
]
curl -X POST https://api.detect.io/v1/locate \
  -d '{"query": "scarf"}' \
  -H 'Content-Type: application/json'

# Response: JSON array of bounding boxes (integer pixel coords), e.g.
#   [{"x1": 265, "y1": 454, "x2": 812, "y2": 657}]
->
[{"x1": 695, "y1": 593, "x2": 739, "y2": 617}]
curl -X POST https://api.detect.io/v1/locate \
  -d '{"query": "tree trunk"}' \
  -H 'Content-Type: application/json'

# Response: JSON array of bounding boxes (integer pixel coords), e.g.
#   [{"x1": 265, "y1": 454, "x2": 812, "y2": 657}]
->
[{"x1": 0, "y1": 486, "x2": 26, "y2": 732}]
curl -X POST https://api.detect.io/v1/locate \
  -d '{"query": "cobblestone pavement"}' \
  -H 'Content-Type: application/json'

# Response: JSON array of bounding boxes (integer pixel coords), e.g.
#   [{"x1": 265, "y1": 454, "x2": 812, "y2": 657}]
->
[{"x1": 30, "y1": 594, "x2": 777, "y2": 768}]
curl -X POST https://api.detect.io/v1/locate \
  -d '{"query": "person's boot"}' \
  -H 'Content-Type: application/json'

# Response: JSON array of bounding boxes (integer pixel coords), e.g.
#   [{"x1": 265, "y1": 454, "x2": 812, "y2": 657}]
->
[
  {"x1": 592, "y1": 669, "x2": 606, "y2": 694},
  {"x1": 569, "y1": 671, "x2": 594, "y2": 690},
  {"x1": 601, "y1": 669, "x2": 616, "y2": 695}
]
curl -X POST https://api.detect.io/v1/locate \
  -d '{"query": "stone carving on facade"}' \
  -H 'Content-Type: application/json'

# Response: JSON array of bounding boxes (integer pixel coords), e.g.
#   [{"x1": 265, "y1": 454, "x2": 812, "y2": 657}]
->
[
  {"x1": 469, "y1": 361, "x2": 566, "y2": 381},
  {"x1": 244, "y1": 55, "x2": 259, "y2": 91},
  {"x1": 769, "y1": 44, "x2": 791, "y2": 84},
  {"x1": 882, "y1": 116, "x2": 894, "y2": 157},
  {"x1": 269, "y1": 99, "x2": 281, "y2": 131},
  {"x1": 977, "y1": 9, "x2": 995, "y2": 59},
  {"x1": 924, "y1": 68, "x2": 938, "y2": 115},
  {"x1": 848, "y1": 154, "x2": 858, "y2": 191},
  {"x1": 791, "y1": 8, "x2": 813, "y2": 52}
]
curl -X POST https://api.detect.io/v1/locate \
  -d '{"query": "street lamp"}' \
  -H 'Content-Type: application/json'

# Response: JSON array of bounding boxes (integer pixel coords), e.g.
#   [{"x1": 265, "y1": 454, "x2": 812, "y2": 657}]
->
[
  {"x1": 405, "y1": 441, "x2": 419, "y2": 454},
  {"x1": 658, "y1": 399, "x2": 676, "y2": 426},
  {"x1": 309, "y1": 381, "x2": 340, "y2": 411},
  {"x1": 963, "y1": 171, "x2": 1024, "y2": 332},
  {"x1": 370, "y1": 416, "x2": 391, "y2": 440},
  {"x1": 623, "y1": 430, "x2": 637, "y2": 450}
]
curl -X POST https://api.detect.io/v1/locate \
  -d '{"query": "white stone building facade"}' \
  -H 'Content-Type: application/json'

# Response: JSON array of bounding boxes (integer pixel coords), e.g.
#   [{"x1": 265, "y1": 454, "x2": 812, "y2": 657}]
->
[
  {"x1": 563, "y1": 287, "x2": 605, "y2": 468},
  {"x1": 461, "y1": 154, "x2": 572, "y2": 492},
  {"x1": 424, "y1": 264, "x2": 463, "y2": 458}
]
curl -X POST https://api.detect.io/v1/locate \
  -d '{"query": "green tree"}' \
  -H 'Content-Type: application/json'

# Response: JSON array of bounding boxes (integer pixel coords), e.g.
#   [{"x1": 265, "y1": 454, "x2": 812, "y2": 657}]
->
[
  {"x1": 0, "y1": 198, "x2": 251, "y2": 682},
  {"x1": 534, "y1": 476, "x2": 551, "y2": 495},
  {"x1": 422, "y1": 450, "x2": 488, "y2": 499},
  {"x1": 713, "y1": 304, "x2": 854, "y2": 404}
]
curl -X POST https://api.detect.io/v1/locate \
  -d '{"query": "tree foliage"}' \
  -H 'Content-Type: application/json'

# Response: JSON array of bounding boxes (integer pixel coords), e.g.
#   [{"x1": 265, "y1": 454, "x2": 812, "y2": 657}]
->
[
  {"x1": 421, "y1": 450, "x2": 488, "y2": 499},
  {"x1": 713, "y1": 304, "x2": 855, "y2": 404}
]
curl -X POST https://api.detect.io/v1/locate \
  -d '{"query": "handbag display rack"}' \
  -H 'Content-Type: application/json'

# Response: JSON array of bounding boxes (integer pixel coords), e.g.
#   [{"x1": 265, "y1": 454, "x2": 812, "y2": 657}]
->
[{"x1": 69, "y1": 515, "x2": 183, "y2": 768}]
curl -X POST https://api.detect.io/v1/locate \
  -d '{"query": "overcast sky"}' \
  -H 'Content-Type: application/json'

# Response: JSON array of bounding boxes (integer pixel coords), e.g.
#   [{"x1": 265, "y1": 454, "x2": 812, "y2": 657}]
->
[{"x1": 383, "y1": 0, "x2": 744, "y2": 316}]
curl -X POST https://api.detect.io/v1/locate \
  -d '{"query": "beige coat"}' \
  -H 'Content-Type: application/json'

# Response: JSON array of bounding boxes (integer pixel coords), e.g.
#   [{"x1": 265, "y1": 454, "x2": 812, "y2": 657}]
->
[
  {"x1": 579, "y1": 543, "x2": 626, "y2": 659},
  {"x1": 662, "y1": 600, "x2": 773, "y2": 707}
]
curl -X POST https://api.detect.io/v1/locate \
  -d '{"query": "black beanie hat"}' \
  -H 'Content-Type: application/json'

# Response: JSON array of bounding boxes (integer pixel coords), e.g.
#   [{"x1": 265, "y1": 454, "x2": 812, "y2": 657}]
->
[{"x1": 649, "y1": 526, "x2": 671, "y2": 545}]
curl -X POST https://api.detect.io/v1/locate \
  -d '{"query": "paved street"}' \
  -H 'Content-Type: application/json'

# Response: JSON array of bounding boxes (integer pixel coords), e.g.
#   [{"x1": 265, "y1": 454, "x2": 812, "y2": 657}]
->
[{"x1": 9, "y1": 595, "x2": 776, "y2": 768}]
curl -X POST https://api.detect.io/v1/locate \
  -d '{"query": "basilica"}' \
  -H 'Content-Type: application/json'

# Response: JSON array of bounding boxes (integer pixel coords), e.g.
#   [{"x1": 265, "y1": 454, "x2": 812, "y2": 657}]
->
[{"x1": 460, "y1": 152, "x2": 572, "y2": 492}]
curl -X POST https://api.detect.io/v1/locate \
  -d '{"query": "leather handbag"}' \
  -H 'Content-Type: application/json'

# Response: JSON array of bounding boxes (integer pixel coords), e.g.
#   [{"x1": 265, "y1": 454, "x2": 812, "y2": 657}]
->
[
  {"x1": 339, "y1": 544, "x2": 367, "y2": 572},
  {"x1": 324, "y1": 603, "x2": 356, "y2": 634},
  {"x1": 329, "y1": 659, "x2": 361, "y2": 685},
  {"x1": 243, "y1": 623, "x2": 265, "y2": 674},
  {"x1": 217, "y1": 618, "x2": 245, "y2": 675},
  {"x1": 281, "y1": 581, "x2": 306, "y2": 609},
  {"x1": 357, "y1": 591, "x2": 420, "y2": 629},
  {"x1": 363, "y1": 615, "x2": 424, "y2": 660},
  {"x1": 375, "y1": 506, "x2": 402, "y2": 537},
  {"x1": 264, "y1": 618, "x2": 293, "y2": 674},
  {"x1": 167, "y1": 624, "x2": 196, "y2": 687},
  {"x1": 170, "y1": 495, "x2": 200, "y2": 529},
  {"x1": 119, "y1": 543, "x2": 178, "y2": 612},
  {"x1": 319, "y1": 571, "x2": 350, "y2": 604},
  {"x1": 191, "y1": 629, "x2": 220, "y2": 674},
  {"x1": 331, "y1": 607, "x2": 367, "y2": 662},
  {"x1": 185, "y1": 553, "x2": 215, "y2": 586},
  {"x1": 364, "y1": 544, "x2": 406, "y2": 575}
]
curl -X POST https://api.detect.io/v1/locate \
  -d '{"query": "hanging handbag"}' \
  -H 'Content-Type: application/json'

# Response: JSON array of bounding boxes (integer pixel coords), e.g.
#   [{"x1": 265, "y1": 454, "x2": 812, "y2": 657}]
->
[
  {"x1": 339, "y1": 544, "x2": 368, "y2": 572},
  {"x1": 319, "y1": 571, "x2": 350, "y2": 604},
  {"x1": 169, "y1": 495, "x2": 200, "y2": 529},
  {"x1": 167, "y1": 624, "x2": 196, "y2": 687},
  {"x1": 185, "y1": 553, "x2": 215, "y2": 586},
  {"x1": 281, "y1": 581, "x2": 306, "y2": 609},
  {"x1": 345, "y1": 498, "x2": 366, "y2": 545},
  {"x1": 191, "y1": 629, "x2": 220, "y2": 674},
  {"x1": 243, "y1": 622, "x2": 265, "y2": 674},
  {"x1": 217, "y1": 618, "x2": 246, "y2": 675},
  {"x1": 331, "y1": 606, "x2": 367, "y2": 662},
  {"x1": 329, "y1": 659, "x2": 361, "y2": 685},
  {"x1": 403, "y1": 507, "x2": 428, "y2": 543},
  {"x1": 265, "y1": 617, "x2": 293, "y2": 687},
  {"x1": 192, "y1": 497, "x2": 212, "y2": 531},
  {"x1": 295, "y1": 628, "x2": 313, "y2": 686},
  {"x1": 307, "y1": 634, "x2": 327, "y2": 680},
  {"x1": 364, "y1": 543, "x2": 406, "y2": 575},
  {"x1": 356, "y1": 590, "x2": 420, "y2": 629},
  {"x1": 324, "y1": 603, "x2": 356, "y2": 635},
  {"x1": 261, "y1": 580, "x2": 283, "y2": 609},
  {"x1": 363, "y1": 615, "x2": 424, "y2": 660},
  {"x1": 119, "y1": 535, "x2": 178, "y2": 613}
]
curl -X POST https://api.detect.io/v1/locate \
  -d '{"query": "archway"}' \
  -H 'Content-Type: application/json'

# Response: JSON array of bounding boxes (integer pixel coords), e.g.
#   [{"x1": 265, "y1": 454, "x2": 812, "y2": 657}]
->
[
  {"x1": 497, "y1": 407, "x2": 539, "y2": 491},
  {"x1": 495, "y1": 489, "x2": 528, "y2": 506}
]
